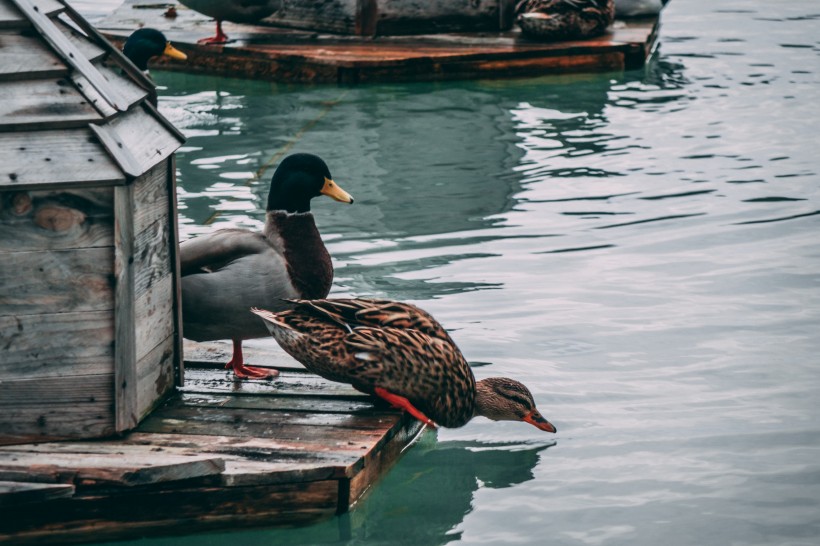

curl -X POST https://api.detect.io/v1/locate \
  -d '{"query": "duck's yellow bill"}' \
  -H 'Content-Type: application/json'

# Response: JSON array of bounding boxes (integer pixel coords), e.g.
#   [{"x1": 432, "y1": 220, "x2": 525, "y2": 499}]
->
[
  {"x1": 163, "y1": 42, "x2": 188, "y2": 61},
  {"x1": 321, "y1": 178, "x2": 354, "y2": 204}
]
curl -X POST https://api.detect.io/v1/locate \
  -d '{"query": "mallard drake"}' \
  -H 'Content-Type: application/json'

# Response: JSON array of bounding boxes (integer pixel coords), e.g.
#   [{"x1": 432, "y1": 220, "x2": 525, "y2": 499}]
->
[
  {"x1": 122, "y1": 28, "x2": 187, "y2": 72},
  {"x1": 180, "y1": 153, "x2": 353, "y2": 379},
  {"x1": 177, "y1": 0, "x2": 278, "y2": 44},
  {"x1": 251, "y1": 299, "x2": 557, "y2": 432},
  {"x1": 515, "y1": 0, "x2": 615, "y2": 41}
]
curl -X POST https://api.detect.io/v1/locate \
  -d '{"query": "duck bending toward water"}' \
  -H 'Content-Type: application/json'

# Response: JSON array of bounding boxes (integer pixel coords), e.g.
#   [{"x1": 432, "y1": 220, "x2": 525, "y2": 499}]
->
[
  {"x1": 180, "y1": 154, "x2": 354, "y2": 379},
  {"x1": 252, "y1": 299, "x2": 557, "y2": 432},
  {"x1": 177, "y1": 0, "x2": 279, "y2": 44},
  {"x1": 122, "y1": 28, "x2": 187, "y2": 72},
  {"x1": 515, "y1": 0, "x2": 615, "y2": 41}
]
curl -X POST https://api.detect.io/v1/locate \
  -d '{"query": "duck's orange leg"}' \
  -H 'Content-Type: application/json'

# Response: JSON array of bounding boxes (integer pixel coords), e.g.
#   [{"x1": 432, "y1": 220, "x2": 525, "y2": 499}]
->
[
  {"x1": 227, "y1": 339, "x2": 279, "y2": 380},
  {"x1": 374, "y1": 387, "x2": 438, "y2": 428},
  {"x1": 198, "y1": 20, "x2": 229, "y2": 45}
]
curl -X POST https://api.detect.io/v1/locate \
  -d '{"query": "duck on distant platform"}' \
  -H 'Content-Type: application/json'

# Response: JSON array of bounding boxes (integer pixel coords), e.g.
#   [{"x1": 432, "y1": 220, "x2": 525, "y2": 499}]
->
[
  {"x1": 180, "y1": 154, "x2": 354, "y2": 379},
  {"x1": 515, "y1": 0, "x2": 615, "y2": 41},
  {"x1": 177, "y1": 0, "x2": 279, "y2": 44},
  {"x1": 252, "y1": 298, "x2": 557, "y2": 432},
  {"x1": 122, "y1": 28, "x2": 187, "y2": 72}
]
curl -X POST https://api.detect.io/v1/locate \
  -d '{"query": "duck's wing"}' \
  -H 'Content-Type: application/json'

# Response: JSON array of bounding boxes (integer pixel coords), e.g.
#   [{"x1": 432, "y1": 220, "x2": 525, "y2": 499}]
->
[
  {"x1": 287, "y1": 298, "x2": 454, "y2": 343},
  {"x1": 180, "y1": 229, "x2": 273, "y2": 275},
  {"x1": 180, "y1": 230, "x2": 298, "y2": 341},
  {"x1": 344, "y1": 327, "x2": 475, "y2": 427}
]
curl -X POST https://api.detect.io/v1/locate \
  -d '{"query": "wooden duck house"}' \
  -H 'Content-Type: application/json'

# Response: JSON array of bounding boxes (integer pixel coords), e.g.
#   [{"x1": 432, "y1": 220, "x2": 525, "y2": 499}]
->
[{"x1": 0, "y1": 0, "x2": 185, "y2": 445}]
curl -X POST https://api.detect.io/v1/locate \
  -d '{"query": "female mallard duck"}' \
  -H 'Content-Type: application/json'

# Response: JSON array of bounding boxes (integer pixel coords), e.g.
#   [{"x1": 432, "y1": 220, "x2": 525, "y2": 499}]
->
[
  {"x1": 180, "y1": 153, "x2": 353, "y2": 380},
  {"x1": 122, "y1": 28, "x2": 187, "y2": 72},
  {"x1": 251, "y1": 299, "x2": 557, "y2": 432},
  {"x1": 515, "y1": 0, "x2": 615, "y2": 41},
  {"x1": 177, "y1": 0, "x2": 278, "y2": 44}
]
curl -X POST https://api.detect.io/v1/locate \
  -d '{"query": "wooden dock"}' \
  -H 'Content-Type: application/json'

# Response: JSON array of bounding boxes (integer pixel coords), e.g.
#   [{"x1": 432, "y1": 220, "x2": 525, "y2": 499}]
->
[
  {"x1": 0, "y1": 344, "x2": 422, "y2": 544},
  {"x1": 97, "y1": 1, "x2": 660, "y2": 83}
]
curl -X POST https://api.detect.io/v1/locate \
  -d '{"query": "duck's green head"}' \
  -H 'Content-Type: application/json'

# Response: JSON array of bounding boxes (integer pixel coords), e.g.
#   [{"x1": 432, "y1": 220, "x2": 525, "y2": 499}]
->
[
  {"x1": 267, "y1": 153, "x2": 354, "y2": 213},
  {"x1": 123, "y1": 28, "x2": 187, "y2": 71}
]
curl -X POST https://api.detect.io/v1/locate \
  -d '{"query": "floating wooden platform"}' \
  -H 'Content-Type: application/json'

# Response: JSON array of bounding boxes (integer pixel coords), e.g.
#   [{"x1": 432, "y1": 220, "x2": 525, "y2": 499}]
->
[
  {"x1": 97, "y1": 1, "x2": 660, "y2": 83},
  {"x1": 0, "y1": 346, "x2": 422, "y2": 545}
]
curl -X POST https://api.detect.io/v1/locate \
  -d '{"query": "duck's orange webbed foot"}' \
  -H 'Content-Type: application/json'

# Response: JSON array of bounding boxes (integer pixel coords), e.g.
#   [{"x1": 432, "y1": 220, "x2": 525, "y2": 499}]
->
[
  {"x1": 226, "y1": 339, "x2": 278, "y2": 380},
  {"x1": 374, "y1": 387, "x2": 438, "y2": 428},
  {"x1": 197, "y1": 21, "x2": 229, "y2": 45}
]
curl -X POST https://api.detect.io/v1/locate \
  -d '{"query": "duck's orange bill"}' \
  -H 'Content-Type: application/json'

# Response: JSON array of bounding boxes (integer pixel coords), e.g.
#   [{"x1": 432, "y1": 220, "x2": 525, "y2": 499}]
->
[
  {"x1": 321, "y1": 177, "x2": 354, "y2": 204},
  {"x1": 524, "y1": 410, "x2": 557, "y2": 433},
  {"x1": 163, "y1": 42, "x2": 188, "y2": 61}
]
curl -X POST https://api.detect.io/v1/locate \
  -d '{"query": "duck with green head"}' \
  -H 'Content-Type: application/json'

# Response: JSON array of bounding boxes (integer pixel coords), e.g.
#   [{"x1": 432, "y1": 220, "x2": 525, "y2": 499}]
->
[
  {"x1": 181, "y1": 153, "x2": 354, "y2": 379},
  {"x1": 122, "y1": 28, "x2": 188, "y2": 72}
]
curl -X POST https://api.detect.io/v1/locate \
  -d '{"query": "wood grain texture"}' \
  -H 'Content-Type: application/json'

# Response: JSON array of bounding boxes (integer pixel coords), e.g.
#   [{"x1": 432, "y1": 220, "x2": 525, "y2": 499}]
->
[
  {"x1": 0, "y1": 374, "x2": 114, "y2": 445},
  {"x1": 180, "y1": 367, "x2": 368, "y2": 399},
  {"x1": 0, "y1": 444, "x2": 225, "y2": 486},
  {"x1": 0, "y1": 28, "x2": 67, "y2": 81},
  {"x1": 0, "y1": 129, "x2": 125, "y2": 190},
  {"x1": 0, "y1": 479, "x2": 338, "y2": 545},
  {"x1": 0, "y1": 77, "x2": 102, "y2": 130},
  {"x1": 0, "y1": 481, "x2": 75, "y2": 506},
  {"x1": 0, "y1": 247, "x2": 114, "y2": 315},
  {"x1": 114, "y1": 184, "x2": 138, "y2": 432},
  {"x1": 0, "y1": 188, "x2": 114, "y2": 252},
  {"x1": 93, "y1": 104, "x2": 182, "y2": 177},
  {"x1": 0, "y1": 310, "x2": 113, "y2": 379},
  {"x1": 135, "y1": 334, "x2": 175, "y2": 421}
]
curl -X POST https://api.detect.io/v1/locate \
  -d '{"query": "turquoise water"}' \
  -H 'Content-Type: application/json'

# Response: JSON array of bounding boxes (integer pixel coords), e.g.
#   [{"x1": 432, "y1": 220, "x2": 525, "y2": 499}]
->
[{"x1": 86, "y1": 0, "x2": 820, "y2": 544}]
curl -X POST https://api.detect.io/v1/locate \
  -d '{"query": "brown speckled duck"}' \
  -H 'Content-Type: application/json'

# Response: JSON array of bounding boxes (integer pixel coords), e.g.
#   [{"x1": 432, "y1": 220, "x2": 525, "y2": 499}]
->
[
  {"x1": 251, "y1": 299, "x2": 557, "y2": 432},
  {"x1": 516, "y1": 0, "x2": 615, "y2": 41},
  {"x1": 180, "y1": 154, "x2": 353, "y2": 380}
]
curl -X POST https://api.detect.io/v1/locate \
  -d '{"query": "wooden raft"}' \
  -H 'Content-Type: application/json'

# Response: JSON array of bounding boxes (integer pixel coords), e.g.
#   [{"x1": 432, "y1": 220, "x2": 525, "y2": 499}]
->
[
  {"x1": 97, "y1": 0, "x2": 660, "y2": 83},
  {"x1": 0, "y1": 347, "x2": 422, "y2": 545}
]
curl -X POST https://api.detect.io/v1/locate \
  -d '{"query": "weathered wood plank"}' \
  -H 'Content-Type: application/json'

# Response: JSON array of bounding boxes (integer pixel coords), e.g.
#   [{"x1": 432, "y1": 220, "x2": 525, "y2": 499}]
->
[
  {"x1": 168, "y1": 156, "x2": 184, "y2": 387},
  {"x1": 0, "y1": 481, "x2": 74, "y2": 506},
  {"x1": 114, "y1": 184, "x2": 138, "y2": 432},
  {"x1": 0, "y1": 247, "x2": 113, "y2": 315},
  {"x1": 0, "y1": 479, "x2": 338, "y2": 544},
  {"x1": 0, "y1": 311, "x2": 113, "y2": 379},
  {"x1": 0, "y1": 29, "x2": 66, "y2": 80},
  {"x1": 0, "y1": 77, "x2": 103, "y2": 130},
  {"x1": 55, "y1": 17, "x2": 106, "y2": 63},
  {"x1": 0, "y1": 445, "x2": 224, "y2": 487},
  {"x1": 0, "y1": 129, "x2": 125, "y2": 190},
  {"x1": 93, "y1": 104, "x2": 182, "y2": 177},
  {"x1": 134, "y1": 274, "x2": 174, "y2": 363},
  {"x1": 0, "y1": 187, "x2": 114, "y2": 252},
  {"x1": 177, "y1": 392, "x2": 379, "y2": 414},
  {"x1": 0, "y1": 0, "x2": 63, "y2": 30},
  {"x1": 133, "y1": 222, "x2": 172, "y2": 299},
  {"x1": 136, "y1": 334, "x2": 175, "y2": 421},
  {"x1": 74, "y1": 63, "x2": 150, "y2": 119},
  {"x1": 13, "y1": 0, "x2": 130, "y2": 111},
  {"x1": 137, "y1": 404, "x2": 396, "y2": 444},
  {"x1": 180, "y1": 367, "x2": 368, "y2": 399},
  {"x1": 133, "y1": 162, "x2": 170, "y2": 234},
  {"x1": 0, "y1": 374, "x2": 114, "y2": 445}
]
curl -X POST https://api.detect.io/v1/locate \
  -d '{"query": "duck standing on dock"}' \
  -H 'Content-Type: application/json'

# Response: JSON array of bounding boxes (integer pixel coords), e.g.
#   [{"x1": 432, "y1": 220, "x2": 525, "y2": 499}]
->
[
  {"x1": 515, "y1": 0, "x2": 615, "y2": 41},
  {"x1": 180, "y1": 154, "x2": 354, "y2": 379},
  {"x1": 122, "y1": 28, "x2": 188, "y2": 72},
  {"x1": 176, "y1": 0, "x2": 279, "y2": 44},
  {"x1": 252, "y1": 299, "x2": 557, "y2": 432}
]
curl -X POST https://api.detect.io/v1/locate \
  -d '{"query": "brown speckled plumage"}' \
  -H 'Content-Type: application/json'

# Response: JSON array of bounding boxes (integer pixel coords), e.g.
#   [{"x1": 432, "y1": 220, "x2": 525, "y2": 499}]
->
[
  {"x1": 516, "y1": 0, "x2": 615, "y2": 41},
  {"x1": 252, "y1": 299, "x2": 557, "y2": 432}
]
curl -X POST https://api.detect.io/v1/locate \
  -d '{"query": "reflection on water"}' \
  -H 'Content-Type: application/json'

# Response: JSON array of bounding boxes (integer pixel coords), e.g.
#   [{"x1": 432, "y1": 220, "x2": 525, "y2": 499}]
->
[{"x1": 95, "y1": 0, "x2": 820, "y2": 544}]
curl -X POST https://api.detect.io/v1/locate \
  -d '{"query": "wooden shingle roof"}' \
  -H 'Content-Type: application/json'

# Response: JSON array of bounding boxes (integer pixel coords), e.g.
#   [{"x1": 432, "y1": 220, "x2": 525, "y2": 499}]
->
[{"x1": 0, "y1": 0, "x2": 184, "y2": 190}]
